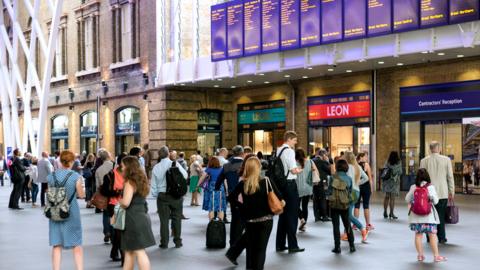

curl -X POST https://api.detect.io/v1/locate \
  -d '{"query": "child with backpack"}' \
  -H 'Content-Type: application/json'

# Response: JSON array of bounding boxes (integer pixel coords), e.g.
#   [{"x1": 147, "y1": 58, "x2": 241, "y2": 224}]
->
[{"x1": 405, "y1": 168, "x2": 446, "y2": 263}]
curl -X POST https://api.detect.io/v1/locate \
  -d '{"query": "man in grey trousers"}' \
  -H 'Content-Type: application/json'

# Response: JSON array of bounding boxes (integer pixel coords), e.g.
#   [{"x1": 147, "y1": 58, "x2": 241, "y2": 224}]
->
[{"x1": 37, "y1": 152, "x2": 53, "y2": 207}]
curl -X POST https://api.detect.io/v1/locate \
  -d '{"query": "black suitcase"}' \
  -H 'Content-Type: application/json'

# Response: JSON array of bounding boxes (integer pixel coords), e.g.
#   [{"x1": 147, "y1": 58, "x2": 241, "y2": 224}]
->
[{"x1": 206, "y1": 191, "x2": 226, "y2": 248}]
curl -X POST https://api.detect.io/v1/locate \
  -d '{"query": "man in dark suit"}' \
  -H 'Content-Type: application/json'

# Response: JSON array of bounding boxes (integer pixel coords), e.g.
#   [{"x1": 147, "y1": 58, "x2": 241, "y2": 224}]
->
[{"x1": 8, "y1": 149, "x2": 26, "y2": 210}]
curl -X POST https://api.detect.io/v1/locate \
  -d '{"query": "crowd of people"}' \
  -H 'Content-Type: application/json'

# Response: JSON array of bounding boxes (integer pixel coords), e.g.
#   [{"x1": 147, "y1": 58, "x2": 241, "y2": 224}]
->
[{"x1": 2, "y1": 133, "x2": 456, "y2": 269}]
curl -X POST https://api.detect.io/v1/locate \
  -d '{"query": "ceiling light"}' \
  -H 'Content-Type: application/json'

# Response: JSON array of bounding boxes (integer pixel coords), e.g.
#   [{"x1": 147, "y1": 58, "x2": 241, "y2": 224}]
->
[
  {"x1": 327, "y1": 68, "x2": 334, "y2": 72},
  {"x1": 214, "y1": 85, "x2": 219, "y2": 88},
  {"x1": 247, "y1": 80, "x2": 253, "y2": 83},
  {"x1": 421, "y1": 51, "x2": 429, "y2": 54},
  {"x1": 397, "y1": 63, "x2": 404, "y2": 66},
  {"x1": 302, "y1": 76, "x2": 309, "y2": 79},
  {"x1": 437, "y1": 52, "x2": 445, "y2": 56},
  {"x1": 378, "y1": 61, "x2": 385, "y2": 65},
  {"x1": 217, "y1": 78, "x2": 223, "y2": 81},
  {"x1": 180, "y1": 83, "x2": 185, "y2": 86},
  {"x1": 284, "y1": 74, "x2": 291, "y2": 78},
  {"x1": 264, "y1": 81, "x2": 270, "y2": 84},
  {"x1": 231, "y1": 86, "x2": 236, "y2": 89},
  {"x1": 457, "y1": 54, "x2": 464, "y2": 58},
  {"x1": 258, "y1": 73, "x2": 265, "y2": 76},
  {"x1": 307, "y1": 67, "x2": 313, "y2": 70},
  {"x1": 346, "y1": 70, "x2": 352, "y2": 73}
]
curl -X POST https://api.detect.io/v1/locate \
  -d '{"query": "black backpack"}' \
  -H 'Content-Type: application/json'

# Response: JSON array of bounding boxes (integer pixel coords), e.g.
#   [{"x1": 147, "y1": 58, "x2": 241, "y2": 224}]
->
[
  {"x1": 267, "y1": 147, "x2": 290, "y2": 190},
  {"x1": 100, "y1": 163, "x2": 118, "y2": 198},
  {"x1": 166, "y1": 161, "x2": 187, "y2": 199}
]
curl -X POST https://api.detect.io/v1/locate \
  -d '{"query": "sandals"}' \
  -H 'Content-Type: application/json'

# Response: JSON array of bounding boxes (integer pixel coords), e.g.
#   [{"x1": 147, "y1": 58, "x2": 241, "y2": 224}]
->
[
  {"x1": 434, "y1": 256, "x2": 447, "y2": 262},
  {"x1": 417, "y1": 255, "x2": 425, "y2": 262}
]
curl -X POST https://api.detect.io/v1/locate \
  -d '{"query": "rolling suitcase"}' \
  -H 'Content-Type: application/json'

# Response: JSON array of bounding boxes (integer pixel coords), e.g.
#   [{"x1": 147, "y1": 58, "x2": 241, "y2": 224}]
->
[{"x1": 206, "y1": 191, "x2": 226, "y2": 248}]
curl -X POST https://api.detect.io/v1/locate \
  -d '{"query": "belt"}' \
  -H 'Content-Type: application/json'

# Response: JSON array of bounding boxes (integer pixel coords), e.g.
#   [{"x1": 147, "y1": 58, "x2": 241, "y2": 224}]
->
[{"x1": 247, "y1": 215, "x2": 273, "y2": 223}]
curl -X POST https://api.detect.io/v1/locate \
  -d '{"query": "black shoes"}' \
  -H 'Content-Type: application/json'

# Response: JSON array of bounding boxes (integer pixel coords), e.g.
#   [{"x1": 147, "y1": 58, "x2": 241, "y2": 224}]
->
[
  {"x1": 383, "y1": 211, "x2": 388, "y2": 219},
  {"x1": 104, "y1": 234, "x2": 111, "y2": 243},
  {"x1": 159, "y1": 244, "x2": 168, "y2": 249},
  {"x1": 276, "y1": 246, "x2": 288, "y2": 252},
  {"x1": 331, "y1": 247, "x2": 341, "y2": 254},
  {"x1": 225, "y1": 253, "x2": 238, "y2": 265},
  {"x1": 288, "y1": 248, "x2": 305, "y2": 253},
  {"x1": 389, "y1": 213, "x2": 398, "y2": 220},
  {"x1": 439, "y1": 238, "x2": 448, "y2": 244},
  {"x1": 350, "y1": 246, "x2": 356, "y2": 253},
  {"x1": 175, "y1": 242, "x2": 183, "y2": 248},
  {"x1": 111, "y1": 257, "x2": 122, "y2": 262}
]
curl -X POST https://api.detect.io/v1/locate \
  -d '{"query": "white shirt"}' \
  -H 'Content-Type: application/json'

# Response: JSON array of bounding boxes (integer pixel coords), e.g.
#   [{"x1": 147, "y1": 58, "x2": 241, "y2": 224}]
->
[
  {"x1": 277, "y1": 144, "x2": 297, "y2": 180},
  {"x1": 217, "y1": 156, "x2": 228, "y2": 166},
  {"x1": 347, "y1": 164, "x2": 368, "y2": 191},
  {"x1": 151, "y1": 158, "x2": 188, "y2": 196}
]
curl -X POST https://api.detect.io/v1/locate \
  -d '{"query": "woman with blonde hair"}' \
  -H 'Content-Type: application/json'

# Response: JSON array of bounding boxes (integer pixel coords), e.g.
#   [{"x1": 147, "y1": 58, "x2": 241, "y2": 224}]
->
[
  {"x1": 189, "y1": 154, "x2": 203, "y2": 206},
  {"x1": 48, "y1": 150, "x2": 85, "y2": 270},
  {"x1": 230, "y1": 157, "x2": 284, "y2": 270},
  {"x1": 344, "y1": 151, "x2": 369, "y2": 243},
  {"x1": 120, "y1": 156, "x2": 156, "y2": 270}
]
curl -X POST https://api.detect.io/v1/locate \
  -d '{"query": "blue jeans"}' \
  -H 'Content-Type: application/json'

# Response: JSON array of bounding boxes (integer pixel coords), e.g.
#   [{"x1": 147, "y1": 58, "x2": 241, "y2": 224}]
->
[
  {"x1": 349, "y1": 203, "x2": 364, "y2": 230},
  {"x1": 103, "y1": 210, "x2": 112, "y2": 236},
  {"x1": 31, "y1": 183, "x2": 39, "y2": 204}
]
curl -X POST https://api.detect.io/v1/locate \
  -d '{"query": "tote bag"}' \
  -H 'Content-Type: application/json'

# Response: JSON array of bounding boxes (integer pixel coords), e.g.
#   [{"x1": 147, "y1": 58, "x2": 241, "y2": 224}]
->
[{"x1": 265, "y1": 177, "x2": 283, "y2": 215}]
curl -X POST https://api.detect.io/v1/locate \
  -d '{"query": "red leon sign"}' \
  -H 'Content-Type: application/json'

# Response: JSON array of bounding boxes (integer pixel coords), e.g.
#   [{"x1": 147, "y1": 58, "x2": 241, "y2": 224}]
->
[{"x1": 308, "y1": 100, "x2": 370, "y2": 120}]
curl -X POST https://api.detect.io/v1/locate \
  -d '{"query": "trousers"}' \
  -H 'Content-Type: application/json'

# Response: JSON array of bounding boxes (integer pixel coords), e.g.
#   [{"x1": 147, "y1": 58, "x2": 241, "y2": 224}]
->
[
  {"x1": 435, "y1": 199, "x2": 448, "y2": 241},
  {"x1": 9, "y1": 180, "x2": 24, "y2": 208},
  {"x1": 246, "y1": 220, "x2": 273, "y2": 270},
  {"x1": 331, "y1": 208, "x2": 354, "y2": 248},
  {"x1": 157, "y1": 193, "x2": 183, "y2": 246},
  {"x1": 276, "y1": 181, "x2": 300, "y2": 250}
]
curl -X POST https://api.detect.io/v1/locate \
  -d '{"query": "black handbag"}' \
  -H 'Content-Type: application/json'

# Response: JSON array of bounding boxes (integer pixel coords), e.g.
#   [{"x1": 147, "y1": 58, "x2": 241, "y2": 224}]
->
[{"x1": 380, "y1": 167, "x2": 392, "y2": 181}]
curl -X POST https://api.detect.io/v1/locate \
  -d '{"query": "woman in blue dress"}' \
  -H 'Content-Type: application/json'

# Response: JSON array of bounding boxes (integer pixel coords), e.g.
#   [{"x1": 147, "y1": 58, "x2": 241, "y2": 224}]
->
[
  {"x1": 198, "y1": 156, "x2": 227, "y2": 220},
  {"x1": 48, "y1": 150, "x2": 85, "y2": 270}
]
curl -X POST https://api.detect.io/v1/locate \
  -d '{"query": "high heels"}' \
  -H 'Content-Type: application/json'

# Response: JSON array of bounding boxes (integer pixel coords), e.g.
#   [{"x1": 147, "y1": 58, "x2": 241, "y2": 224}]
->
[
  {"x1": 389, "y1": 213, "x2": 398, "y2": 220},
  {"x1": 383, "y1": 212, "x2": 388, "y2": 219}
]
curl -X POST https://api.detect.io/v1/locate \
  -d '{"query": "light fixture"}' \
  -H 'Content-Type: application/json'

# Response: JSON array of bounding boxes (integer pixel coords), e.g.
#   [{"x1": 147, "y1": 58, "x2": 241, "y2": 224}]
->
[
  {"x1": 214, "y1": 85, "x2": 219, "y2": 88},
  {"x1": 378, "y1": 61, "x2": 385, "y2": 65},
  {"x1": 421, "y1": 51, "x2": 429, "y2": 54},
  {"x1": 102, "y1": 100, "x2": 108, "y2": 106},
  {"x1": 346, "y1": 70, "x2": 353, "y2": 73},
  {"x1": 457, "y1": 54, "x2": 464, "y2": 58},
  {"x1": 68, "y1": 88, "x2": 74, "y2": 101},
  {"x1": 327, "y1": 68, "x2": 334, "y2": 72},
  {"x1": 302, "y1": 76, "x2": 309, "y2": 79},
  {"x1": 55, "y1": 95, "x2": 60, "y2": 104},
  {"x1": 437, "y1": 52, "x2": 445, "y2": 56},
  {"x1": 180, "y1": 83, "x2": 186, "y2": 86},
  {"x1": 102, "y1": 81, "x2": 108, "y2": 95},
  {"x1": 86, "y1": 89, "x2": 91, "y2": 99},
  {"x1": 69, "y1": 105, "x2": 74, "y2": 111},
  {"x1": 143, "y1": 72, "x2": 149, "y2": 86},
  {"x1": 247, "y1": 80, "x2": 253, "y2": 83},
  {"x1": 397, "y1": 63, "x2": 404, "y2": 66},
  {"x1": 264, "y1": 81, "x2": 270, "y2": 84},
  {"x1": 307, "y1": 67, "x2": 313, "y2": 70},
  {"x1": 284, "y1": 74, "x2": 291, "y2": 78},
  {"x1": 258, "y1": 73, "x2": 265, "y2": 76},
  {"x1": 123, "y1": 82, "x2": 129, "y2": 92},
  {"x1": 143, "y1": 94, "x2": 148, "y2": 100},
  {"x1": 217, "y1": 78, "x2": 223, "y2": 81},
  {"x1": 231, "y1": 86, "x2": 236, "y2": 89}
]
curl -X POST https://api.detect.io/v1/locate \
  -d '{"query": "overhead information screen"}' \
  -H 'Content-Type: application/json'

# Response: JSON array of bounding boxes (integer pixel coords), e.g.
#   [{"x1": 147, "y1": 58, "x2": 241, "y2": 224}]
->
[
  {"x1": 450, "y1": 0, "x2": 479, "y2": 24},
  {"x1": 321, "y1": 0, "x2": 343, "y2": 43},
  {"x1": 393, "y1": 0, "x2": 420, "y2": 32},
  {"x1": 281, "y1": 0, "x2": 301, "y2": 50},
  {"x1": 368, "y1": 0, "x2": 392, "y2": 36},
  {"x1": 421, "y1": 0, "x2": 449, "y2": 28},
  {"x1": 262, "y1": 0, "x2": 281, "y2": 53},
  {"x1": 211, "y1": 3, "x2": 227, "y2": 61},
  {"x1": 344, "y1": 0, "x2": 367, "y2": 40},
  {"x1": 300, "y1": 0, "x2": 321, "y2": 47},
  {"x1": 227, "y1": 1, "x2": 244, "y2": 58},
  {"x1": 244, "y1": 0, "x2": 262, "y2": 56}
]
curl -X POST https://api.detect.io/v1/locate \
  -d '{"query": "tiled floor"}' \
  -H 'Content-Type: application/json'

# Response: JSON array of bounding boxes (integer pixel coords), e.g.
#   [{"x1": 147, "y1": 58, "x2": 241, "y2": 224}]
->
[{"x1": 0, "y1": 184, "x2": 478, "y2": 269}]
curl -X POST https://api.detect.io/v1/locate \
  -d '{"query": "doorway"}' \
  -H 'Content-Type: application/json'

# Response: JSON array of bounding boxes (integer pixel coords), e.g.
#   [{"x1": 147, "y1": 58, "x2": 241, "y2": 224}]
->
[
  {"x1": 309, "y1": 125, "x2": 370, "y2": 158},
  {"x1": 197, "y1": 132, "x2": 221, "y2": 157}
]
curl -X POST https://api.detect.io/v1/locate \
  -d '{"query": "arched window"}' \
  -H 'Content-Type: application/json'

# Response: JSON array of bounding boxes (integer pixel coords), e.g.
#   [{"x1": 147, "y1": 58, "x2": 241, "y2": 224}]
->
[
  {"x1": 51, "y1": 115, "x2": 69, "y2": 153},
  {"x1": 80, "y1": 111, "x2": 97, "y2": 154},
  {"x1": 115, "y1": 107, "x2": 140, "y2": 155}
]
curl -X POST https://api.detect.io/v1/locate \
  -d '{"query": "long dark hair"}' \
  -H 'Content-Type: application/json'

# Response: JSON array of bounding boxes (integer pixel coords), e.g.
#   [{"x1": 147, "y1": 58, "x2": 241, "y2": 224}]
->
[
  {"x1": 388, "y1": 151, "x2": 400, "y2": 166},
  {"x1": 122, "y1": 156, "x2": 149, "y2": 197},
  {"x1": 238, "y1": 154, "x2": 255, "y2": 176},
  {"x1": 415, "y1": 168, "x2": 431, "y2": 187},
  {"x1": 295, "y1": 148, "x2": 306, "y2": 169}
]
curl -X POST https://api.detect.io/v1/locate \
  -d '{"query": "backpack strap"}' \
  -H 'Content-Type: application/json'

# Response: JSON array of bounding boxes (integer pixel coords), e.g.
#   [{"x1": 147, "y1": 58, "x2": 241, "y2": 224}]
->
[{"x1": 277, "y1": 147, "x2": 290, "y2": 179}]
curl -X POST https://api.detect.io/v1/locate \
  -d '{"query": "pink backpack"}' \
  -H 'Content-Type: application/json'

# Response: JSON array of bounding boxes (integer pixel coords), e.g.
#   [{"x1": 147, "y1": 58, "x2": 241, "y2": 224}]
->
[{"x1": 411, "y1": 184, "x2": 432, "y2": 216}]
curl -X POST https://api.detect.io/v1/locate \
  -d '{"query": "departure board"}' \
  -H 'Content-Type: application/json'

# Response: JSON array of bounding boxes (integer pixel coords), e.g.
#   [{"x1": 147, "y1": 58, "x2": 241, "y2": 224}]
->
[
  {"x1": 321, "y1": 0, "x2": 343, "y2": 43},
  {"x1": 244, "y1": 0, "x2": 262, "y2": 56},
  {"x1": 393, "y1": 0, "x2": 420, "y2": 32},
  {"x1": 344, "y1": 0, "x2": 367, "y2": 40},
  {"x1": 300, "y1": 0, "x2": 321, "y2": 47},
  {"x1": 421, "y1": 0, "x2": 448, "y2": 28},
  {"x1": 211, "y1": 3, "x2": 227, "y2": 61},
  {"x1": 227, "y1": 0, "x2": 244, "y2": 58},
  {"x1": 281, "y1": 0, "x2": 301, "y2": 50},
  {"x1": 262, "y1": 0, "x2": 281, "y2": 53},
  {"x1": 368, "y1": 0, "x2": 392, "y2": 36},
  {"x1": 450, "y1": 0, "x2": 479, "y2": 24}
]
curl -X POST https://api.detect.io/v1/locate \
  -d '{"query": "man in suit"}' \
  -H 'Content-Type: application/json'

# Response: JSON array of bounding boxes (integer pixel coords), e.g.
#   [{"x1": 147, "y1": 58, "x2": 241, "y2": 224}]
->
[
  {"x1": 8, "y1": 149, "x2": 26, "y2": 210},
  {"x1": 37, "y1": 152, "x2": 53, "y2": 207},
  {"x1": 420, "y1": 141, "x2": 455, "y2": 244},
  {"x1": 0, "y1": 154, "x2": 7, "y2": 186}
]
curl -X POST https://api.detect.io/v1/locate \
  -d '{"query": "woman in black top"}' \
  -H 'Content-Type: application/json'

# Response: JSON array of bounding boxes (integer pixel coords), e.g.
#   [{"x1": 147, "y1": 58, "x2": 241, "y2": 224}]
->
[{"x1": 230, "y1": 157, "x2": 284, "y2": 270}]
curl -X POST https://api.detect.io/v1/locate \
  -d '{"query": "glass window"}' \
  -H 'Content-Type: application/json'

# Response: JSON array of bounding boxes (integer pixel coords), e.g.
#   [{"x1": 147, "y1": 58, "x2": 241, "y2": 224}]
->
[
  {"x1": 52, "y1": 115, "x2": 68, "y2": 130},
  {"x1": 81, "y1": 111, "x2": 97, "y2": 127},
  {"x1": 117, "y1": 107, "x2": 140, "y2": 124}
]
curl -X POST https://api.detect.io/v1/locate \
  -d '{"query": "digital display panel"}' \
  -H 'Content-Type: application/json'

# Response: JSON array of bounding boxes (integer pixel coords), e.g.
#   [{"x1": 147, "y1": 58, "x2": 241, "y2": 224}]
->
[
  {"x1": 244, "y1": 0, "x2": 262, "y2": 56},
  {"x1": 211, "y1": 3, "x2": 227, "y2": 61},
  {"x1": 450, "y1": 0, "x2": 479, "y2": 24},
  {"x1": 300, "y1": 0, "x2": 321, "y2": 47},
  {"x1": 281, "y1": 0, "x2": 301, "y2": 50},
  {"x1": 227, "y1": 0, "x2": 244, "y2": 58},
  {"x1": 262, "y1": 0, "x2": 281, "y2": 53},
  {"x1": 321, "y1": 0, "x2": 343, "y2": 43},
  {"x1": 344, "y1": 0, "x2": 367, "y2": 40},
  {"x1": 393, "y1": 0, "x2": 419, "y2": 32},
  {"x1": 421, "y1": 0, "x2": 448, "y2": 28},
  {"x1": 368, "y1": 0, "x2": 392, "y2": 36}
]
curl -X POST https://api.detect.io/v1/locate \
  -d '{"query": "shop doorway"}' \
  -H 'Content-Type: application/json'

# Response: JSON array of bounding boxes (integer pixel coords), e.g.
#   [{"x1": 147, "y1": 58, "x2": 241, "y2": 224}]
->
[
  {"x1": 80, "y1": 111, "x2": 97, "y2": 155},
  {"x1": 197, "y1": 110, "x2": 222, "y2": 156},
  {"x1": 309, "y1": 126, "x2": 370, "y2": 158},
  {"x1": 240, "y1": 129, "x2": 285, "y2": 156},
  {"x1": 197, "y1": 132, "x2": 221, "y2": 157}
]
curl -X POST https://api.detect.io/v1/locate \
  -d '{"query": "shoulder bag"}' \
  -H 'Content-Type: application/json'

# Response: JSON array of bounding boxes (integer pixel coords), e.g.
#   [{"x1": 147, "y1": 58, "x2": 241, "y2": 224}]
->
[
  {"x1": 265, "y1": 177, "x2": 283, "y2": 215},
  {"x1": 445, "y1": 199, "x2": 459, "y2": 224},
  {"x1": 111, "y1": 204, "x2": 126, "y2": 230}
]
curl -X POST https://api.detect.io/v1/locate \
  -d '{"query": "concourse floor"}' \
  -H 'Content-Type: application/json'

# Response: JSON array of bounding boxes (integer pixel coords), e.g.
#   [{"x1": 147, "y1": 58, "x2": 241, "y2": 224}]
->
[{"x1": 0, "y1": 184, "x2": 478, "y2": 270}]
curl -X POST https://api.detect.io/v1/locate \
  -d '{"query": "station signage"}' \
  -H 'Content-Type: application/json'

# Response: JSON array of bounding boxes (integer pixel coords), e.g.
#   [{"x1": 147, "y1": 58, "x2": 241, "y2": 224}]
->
[
  {"x1": 401, "y1": 80, "x2": 480, "y2": 115},
  {"x1": 238, "y1": 107, "x2": 286, "y2": 124},
  {"x1": 308, "y1": 92, "x2": 371, "y2": 120},
  {"x1": 211, "y1": 0, "x2": 480, "y2": 61}
]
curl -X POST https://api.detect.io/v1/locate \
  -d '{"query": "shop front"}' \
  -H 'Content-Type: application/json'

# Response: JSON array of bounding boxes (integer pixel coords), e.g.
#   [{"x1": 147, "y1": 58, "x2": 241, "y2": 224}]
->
[
  {"x1": 308, "y1": 92, "x2": 371, "y2": 158},
  {"x1": 115, "y1": 107, "x2": 140, "y2": 155},
  {"x1": 400, "y1": 80, "x2": 480, "y2": 194},
  {"x1": 238, "y1": 101, "x2": 286, "y2": 156},
  {"x1": 197, "y1": 110, "x2": 222, "y2": 156},
  {"x1": 51, "y1": 115, "x2": 69, "y2": 154},
  {"x1": 80, "y1": 111, "x2": 97, "y2": 155}
]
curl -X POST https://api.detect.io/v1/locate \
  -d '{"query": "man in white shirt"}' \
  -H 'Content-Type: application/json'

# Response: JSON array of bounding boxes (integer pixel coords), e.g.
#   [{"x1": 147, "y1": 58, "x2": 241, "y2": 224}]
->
[
  {"x1": 420, "y1": 141, "x2": 455, "y2": 244},
  {"x1": 276, "y1": 131, "x2": 304, "y2": 253},
  {"x1": 151, "y1": 146, "x2": 188, "y2": 248}
]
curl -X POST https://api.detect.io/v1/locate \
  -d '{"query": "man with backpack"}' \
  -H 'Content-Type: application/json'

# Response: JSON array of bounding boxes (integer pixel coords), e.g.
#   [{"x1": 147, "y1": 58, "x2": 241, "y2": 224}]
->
[
  {"x1": 8, "y1": 149, "x2": 26, "y2": 210},
  {"x1": 151, "y1": 146, "x2": 188, "y2": 249},
  {"x1": 274, "y1": 131, "x2": 304, "y2": 253}
]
